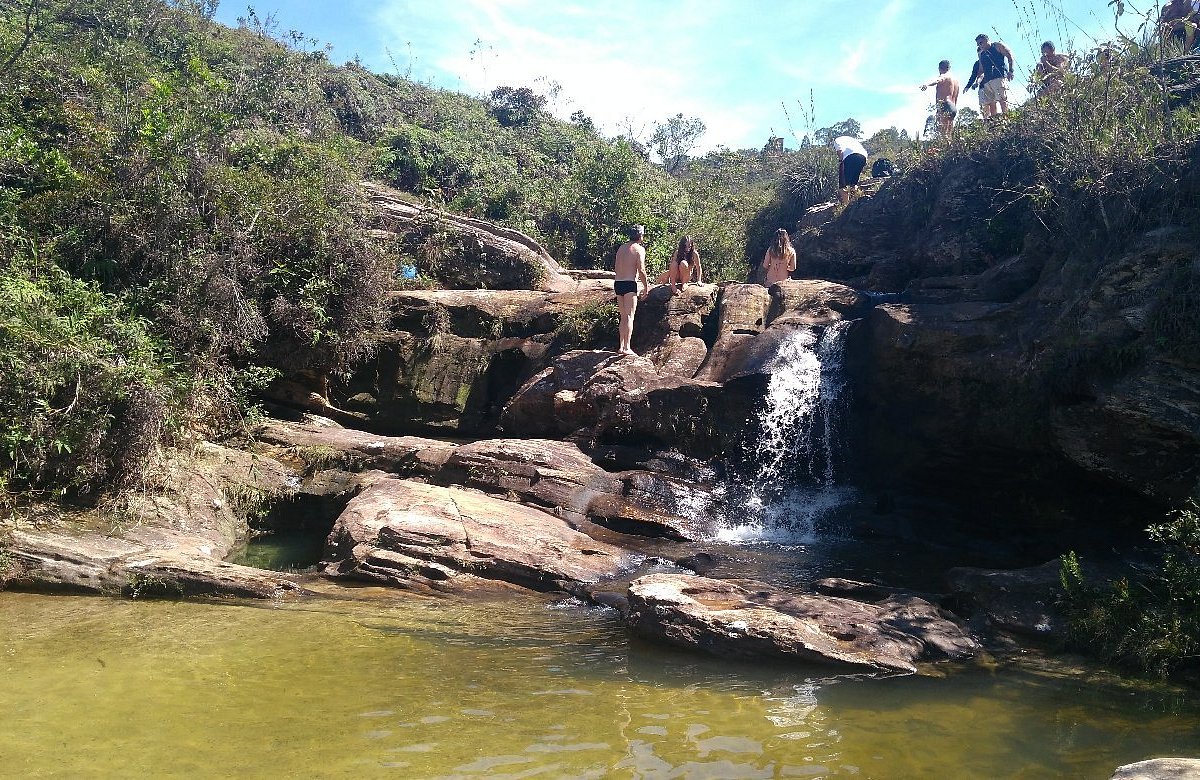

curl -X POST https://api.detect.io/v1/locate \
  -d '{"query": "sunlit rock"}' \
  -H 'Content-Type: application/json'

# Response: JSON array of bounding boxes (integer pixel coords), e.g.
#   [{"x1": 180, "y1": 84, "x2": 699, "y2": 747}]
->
[{"x1": 626, "y1": 573, "x2": 980, "y2": 674}]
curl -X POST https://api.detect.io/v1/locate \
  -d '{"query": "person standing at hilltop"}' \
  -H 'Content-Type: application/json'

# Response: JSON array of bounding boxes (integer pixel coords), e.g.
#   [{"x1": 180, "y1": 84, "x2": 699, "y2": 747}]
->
[
  {"x1": 613, "y1": 224, "x2": 650, "y2": 356},
  {"x1": 761, "y1": 229, "x2": 797, "y2": 285},
  {"x1": 667, "y1": 235, "x2": 702, "y2": 295},
  {"x1": 964, "y1": 40, "x2": 985, "y2": 105},
  {"x1": 1160, "y1": 0, "x2": 1200, "y2": 50},
  {"x1": 921, "y1": 60, "x2": 961, "y2": 139},
  {"x1": 833, "y1": 135, "x2": 868, "y2": 206},
  {"x1": 975, "y1": 33, "x2": 1015, "y2": 118}
]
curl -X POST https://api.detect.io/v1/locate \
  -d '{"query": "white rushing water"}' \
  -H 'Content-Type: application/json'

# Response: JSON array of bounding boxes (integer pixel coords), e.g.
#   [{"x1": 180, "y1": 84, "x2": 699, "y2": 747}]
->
[{"x1": 717, "y1": 321, "x2": 854, "y2": 544}]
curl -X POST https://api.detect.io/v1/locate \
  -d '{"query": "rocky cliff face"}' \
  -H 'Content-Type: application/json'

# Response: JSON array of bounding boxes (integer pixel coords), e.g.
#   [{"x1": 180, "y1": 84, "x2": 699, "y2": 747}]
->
[
  {"x1": 793, "y1": 158, "x2": 1200, "y2": 509},
  {"x1": 326, "y1": 279, "x2": 862, "y2": 465}
]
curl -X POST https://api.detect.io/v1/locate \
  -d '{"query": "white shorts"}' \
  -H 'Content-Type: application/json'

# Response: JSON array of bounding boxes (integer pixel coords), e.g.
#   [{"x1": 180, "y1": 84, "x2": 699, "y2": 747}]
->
[{"x1": 980, "y1": 78, "x2": 1008, "y2": 105}]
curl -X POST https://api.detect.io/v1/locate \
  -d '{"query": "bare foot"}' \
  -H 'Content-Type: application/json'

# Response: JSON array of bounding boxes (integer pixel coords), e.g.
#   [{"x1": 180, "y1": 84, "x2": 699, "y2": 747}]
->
[{"x1": 619, "y1": 348, "x2": 637, "y2": 356}]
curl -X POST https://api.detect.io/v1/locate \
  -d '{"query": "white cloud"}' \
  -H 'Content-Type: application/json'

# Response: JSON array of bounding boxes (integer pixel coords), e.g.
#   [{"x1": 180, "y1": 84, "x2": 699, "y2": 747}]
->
[{"x1": 366, "y1": 0, "x2": 1106, "y2": 152}]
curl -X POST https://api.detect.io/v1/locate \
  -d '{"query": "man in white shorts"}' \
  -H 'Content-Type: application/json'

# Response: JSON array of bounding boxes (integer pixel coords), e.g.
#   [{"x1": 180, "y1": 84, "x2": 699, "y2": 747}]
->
[{"x1": 975, "y1": 33, "x2": 1015, "y2": 118}]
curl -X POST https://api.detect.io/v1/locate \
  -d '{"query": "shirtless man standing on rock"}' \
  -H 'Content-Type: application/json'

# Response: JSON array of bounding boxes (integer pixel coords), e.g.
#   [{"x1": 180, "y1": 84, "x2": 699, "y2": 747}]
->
[
  {"x1": 921, "y1": 59, "x2": 961, "y2": 138},
  {"x1": 613, "y1": 224, "x2": 650, "y2": 356}
]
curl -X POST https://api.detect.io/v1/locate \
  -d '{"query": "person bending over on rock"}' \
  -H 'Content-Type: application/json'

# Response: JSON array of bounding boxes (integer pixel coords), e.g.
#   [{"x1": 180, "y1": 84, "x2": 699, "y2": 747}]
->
[
  {"x1": 1032, "y1": 41, "x2": 1069, "y2": 95},
  {"x1": 921, "y1": 59, "x2": 961, "y2": 138},
  {"x1": 833, "y1": 135, "x2": 869, "y2": 206},
  {"x1": 668, "y1": 235, "x2": 703, "y2": 295},
  {"x1": 613, "y1": 224, "x2": 650, "y2": 356},
  {"x1": 762, "y1": 229, "x2": 797, "y2": 285}
]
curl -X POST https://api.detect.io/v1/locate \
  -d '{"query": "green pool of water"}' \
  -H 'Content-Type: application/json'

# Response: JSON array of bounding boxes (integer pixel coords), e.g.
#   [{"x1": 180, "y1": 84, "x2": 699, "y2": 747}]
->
[
  {"x1": 2, "y1": 590, "x2": 1197, "y2": 779},
  {"x1": 227, "y1": 531, "x2": 326, "y2": 572}
]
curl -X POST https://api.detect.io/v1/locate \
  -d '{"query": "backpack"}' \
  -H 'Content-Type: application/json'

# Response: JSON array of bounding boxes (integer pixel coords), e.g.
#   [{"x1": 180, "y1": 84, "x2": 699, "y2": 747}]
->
[{"x1": 871, "y1": 158, "x2": 895, "y2": 178}]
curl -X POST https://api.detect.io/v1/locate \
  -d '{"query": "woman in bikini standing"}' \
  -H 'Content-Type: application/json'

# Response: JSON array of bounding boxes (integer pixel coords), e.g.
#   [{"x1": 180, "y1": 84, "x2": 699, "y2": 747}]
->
[{"x1": 762, "y1": 228, "x2": 796, "y2": 285}]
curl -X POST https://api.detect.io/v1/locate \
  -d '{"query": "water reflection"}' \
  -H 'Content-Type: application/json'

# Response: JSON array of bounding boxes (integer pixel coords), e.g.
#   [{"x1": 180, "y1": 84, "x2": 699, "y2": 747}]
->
[{"x1": 1, "y1": 591, "x2": 1198, "y2": 778}]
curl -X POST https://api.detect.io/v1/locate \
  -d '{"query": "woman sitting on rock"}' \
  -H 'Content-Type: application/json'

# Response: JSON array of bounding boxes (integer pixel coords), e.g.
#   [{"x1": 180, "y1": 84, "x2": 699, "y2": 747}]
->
[
  {"x1": 667, "y1": 235, "x2": 703, "y2": 295},
  {"x1": 762, "y1": 229, "x2": 797, "y2": 285}
]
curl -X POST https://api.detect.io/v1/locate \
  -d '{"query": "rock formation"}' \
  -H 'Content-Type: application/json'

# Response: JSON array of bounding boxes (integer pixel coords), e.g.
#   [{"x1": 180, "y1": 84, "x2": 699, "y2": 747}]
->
[
  {"x1": 790, "y1": 160, "x2": 1200, "y2": 507},
  {"x1": 626, "y1": 573, "x2": 980, "y2": 674}
]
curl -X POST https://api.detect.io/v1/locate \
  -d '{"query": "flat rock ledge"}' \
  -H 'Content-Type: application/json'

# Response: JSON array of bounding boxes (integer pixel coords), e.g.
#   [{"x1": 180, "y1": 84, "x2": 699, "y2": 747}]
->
[
  {"x1": 322, "y1": 478, "x2": 639, "y2": 596},
  {"x1": 255, "y1": 417, "x2": 718, "y2": 541},
  {"x1": 1112, "y1": 758, "x2": 1200, "y2": 780},
  {"x1": 1, "y1": 444, "x2": 303, "y2": 600},
  {"x1": 4, "y1": 523, "x2": 300, "y2": 600},
  {"x1": 626, "y1": 574, "x2": 980, "y2": 675}
]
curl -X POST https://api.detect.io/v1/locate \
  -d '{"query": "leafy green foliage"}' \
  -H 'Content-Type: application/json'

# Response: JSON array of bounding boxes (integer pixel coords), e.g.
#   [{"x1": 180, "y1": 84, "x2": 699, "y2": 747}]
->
[
  {"x1": 0, "y1": 252, "x2": 185, "y2": 495},
  {"x1": 650, "y1": 114, "x2": 706, "y2": 174},
  {"x1": 487, "y1": 86, "x2": 547, "y2": 127},
  {"x1": 0, "y1": 0, "x2": 391, "y2": 500},
  {"x1": 1061, "y1": 501, "x2": 1200, "y2": 679},
  {"x1": 553, "y1": 299, "x2": 619, "y2": 347},
  {"x1": 744, "y1": 147, "x2": 839, "y2": 267}
]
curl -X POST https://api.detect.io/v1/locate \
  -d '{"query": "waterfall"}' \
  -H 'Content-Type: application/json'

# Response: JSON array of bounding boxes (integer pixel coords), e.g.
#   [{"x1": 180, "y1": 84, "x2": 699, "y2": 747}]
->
[
  {"x1": 718, "y1": 321, "x2": 854, "y2": 543},
  {"x1": 756, "y1": 321, "x2": 851, "y2": 490}
]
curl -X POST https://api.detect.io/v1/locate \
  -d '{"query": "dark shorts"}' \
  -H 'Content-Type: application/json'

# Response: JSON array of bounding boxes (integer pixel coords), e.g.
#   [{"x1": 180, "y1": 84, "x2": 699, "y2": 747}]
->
[
  {"x1": 840, "y1": 153, "x2": 867, "y2": 187},
  {"x1": 614, "y1": 279, "x2": 637, "y2": 296},
  {"x1": 938, "y1": 98, "x2": 958, "y2": 117}
]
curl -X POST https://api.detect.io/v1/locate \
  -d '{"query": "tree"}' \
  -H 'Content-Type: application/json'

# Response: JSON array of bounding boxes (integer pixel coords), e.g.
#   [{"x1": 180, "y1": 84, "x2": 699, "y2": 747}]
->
[
  {"x1": 813, "y1": 118, "x2": 863, "y2": 146},
  {"x1": 866, "y1": 127, "x2": 908, "y2": 160},
  {"x1": 569, "y1": 109, "x2": 595, "y2": 133},
  {"x1": 650, "y1": 113, "x2": 706, "y2": 174},
  {"x1": 956, "y1": 106, "x2": 981, "y2": 129},
  {"x1": 487, "y1": 86, "x2": 546, "y2": 127}
]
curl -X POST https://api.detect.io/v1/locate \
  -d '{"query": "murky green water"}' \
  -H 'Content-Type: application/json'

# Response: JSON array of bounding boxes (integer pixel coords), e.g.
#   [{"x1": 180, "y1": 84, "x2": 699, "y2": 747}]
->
[{"x1": 2, "y1": 590, "x2": 1198, "y2": 779}]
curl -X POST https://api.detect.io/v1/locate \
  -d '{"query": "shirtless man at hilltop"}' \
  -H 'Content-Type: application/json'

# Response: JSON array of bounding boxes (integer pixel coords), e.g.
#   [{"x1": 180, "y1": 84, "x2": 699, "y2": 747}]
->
[
  {"x1": 613, "y1": 224, "x2": 650, "y2": 356},
  {"x1": 921, "y1": 60, "x2": 961, "y2": 138}
]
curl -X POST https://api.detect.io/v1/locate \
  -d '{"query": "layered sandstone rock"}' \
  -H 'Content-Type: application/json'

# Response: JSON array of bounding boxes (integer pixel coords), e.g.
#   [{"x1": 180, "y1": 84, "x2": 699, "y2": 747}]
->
[
  {"x1": 626, "y1": 573, "x2": 980, "y2": 674},
  {"x1": 322, "y1": 478, "x2": 638, "y2": 594},
  {"x1": 1, "y1": 444, "x2": 303, "y2": 599}
]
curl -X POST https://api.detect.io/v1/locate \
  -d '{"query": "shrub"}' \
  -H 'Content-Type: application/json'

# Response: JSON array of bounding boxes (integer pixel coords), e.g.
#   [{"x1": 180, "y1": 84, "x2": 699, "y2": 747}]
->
[
  {"x1": 1061, "y1": 500, "x2": 1200, "y2": 679},
  {"x1": 0, "y1": 252, "x2": 186, "y2": 495},
  {"x1": 553, "y1": 299, "x2": 619, "y2": 348}
]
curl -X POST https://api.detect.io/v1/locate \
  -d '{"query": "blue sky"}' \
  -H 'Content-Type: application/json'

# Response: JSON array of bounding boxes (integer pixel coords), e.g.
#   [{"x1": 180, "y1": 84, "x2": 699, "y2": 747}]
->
[{"x1": 214, "y1": 1, "x2": 1138, "y2": 152}]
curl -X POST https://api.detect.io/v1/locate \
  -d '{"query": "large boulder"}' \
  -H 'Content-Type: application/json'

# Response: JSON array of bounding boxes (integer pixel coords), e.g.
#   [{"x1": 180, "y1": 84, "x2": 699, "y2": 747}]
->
[
  {"x1": 1111, "y1": 759, "x2": 1200, "y2": 780},
  {"x1": 499, "y1": 350, "x2": 746, "y2": 458},
  {"x1": 792, "y1": 154, "x2": 1200, "y2": 506},
  {"x1": 365, "y1": 181, "x2": 576, "y2": 293},
  {"x1": 698, "y1": 280, "x2": 863, "y2": 383},
  {"x1": 694, "y1": 283, "x2": 772, "y2": 382},
  {"x1": 631, "y1": 283, "x2": 718, "y2": 377},
  {"x1": 322, "y1": 478, "x2": 638, "y2": 594},
  {"x1": 626, "y1": 573, "x2": 980, "y2": 674}
]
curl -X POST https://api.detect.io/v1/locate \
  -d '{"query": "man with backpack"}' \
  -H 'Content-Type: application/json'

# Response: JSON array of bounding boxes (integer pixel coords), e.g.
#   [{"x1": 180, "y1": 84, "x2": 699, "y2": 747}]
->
[{"x1": 974, "y1": 34, "x2": 1015, "y2": 118}]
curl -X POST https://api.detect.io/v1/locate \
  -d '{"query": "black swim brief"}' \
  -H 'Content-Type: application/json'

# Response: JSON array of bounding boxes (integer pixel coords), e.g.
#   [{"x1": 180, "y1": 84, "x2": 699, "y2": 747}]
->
[{"x1": 614, "y1": 279, "x2": 638, "y2": 296}]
